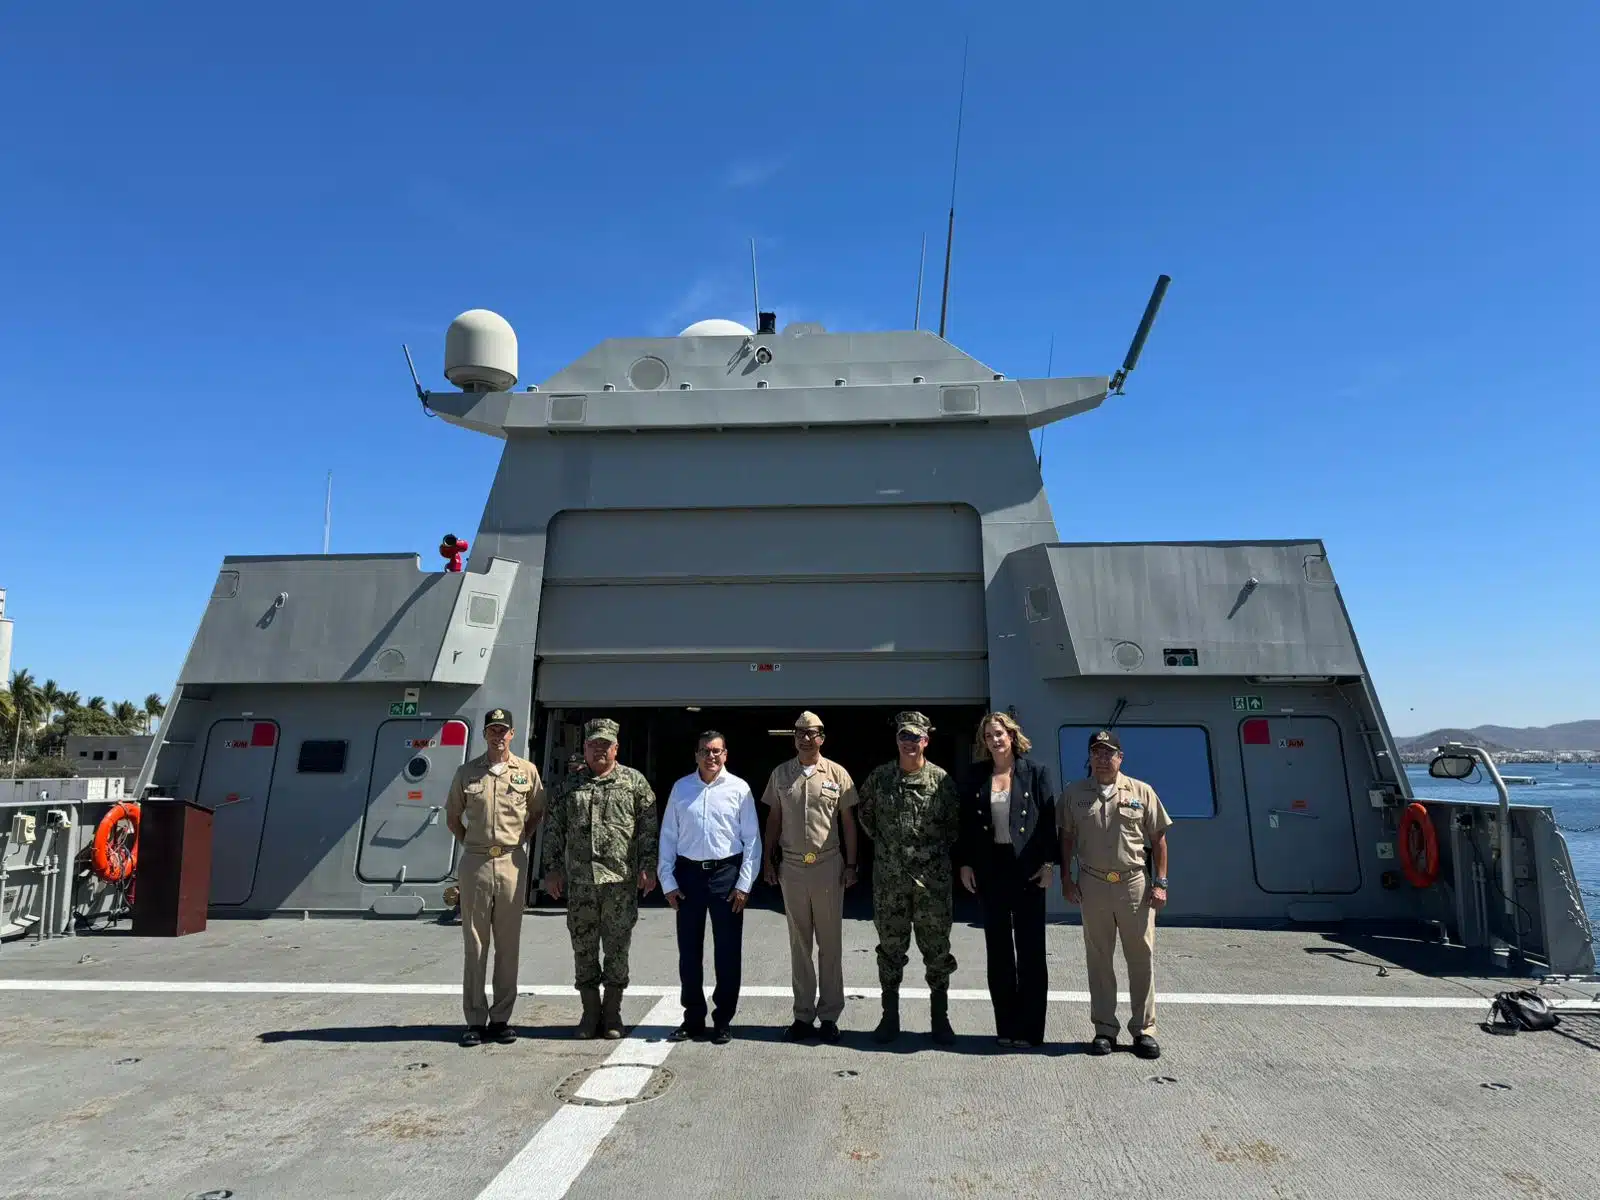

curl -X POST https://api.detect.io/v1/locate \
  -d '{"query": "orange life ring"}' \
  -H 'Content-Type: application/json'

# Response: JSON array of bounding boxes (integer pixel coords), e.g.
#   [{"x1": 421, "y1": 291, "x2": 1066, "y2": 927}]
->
[
  {"x1": 92, "y1": 802, "x2": 140, "y2": 883},
  {"x1": 1398, "y1": 801, "x2": 1439, "y2": 889}
]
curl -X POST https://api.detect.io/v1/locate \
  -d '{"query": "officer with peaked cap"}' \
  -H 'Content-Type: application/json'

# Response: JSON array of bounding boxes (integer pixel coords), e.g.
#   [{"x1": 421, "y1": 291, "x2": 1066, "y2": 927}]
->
[
  {"x1": 1059, "y1": 729, "x2": 1172, "y2": 1058},
  {"x1": 857, "y1": 711, "x2": 961, "y2": 1045},
  {"x1": 760, "y1": 710, "x2": 861, "y2": 1042},
  {"x1": 542, "y1": 717, "x2": 659, "y2": 1039},
  {"x1": 444, "y1": 707, "x2": 545, "y2": 1047}
]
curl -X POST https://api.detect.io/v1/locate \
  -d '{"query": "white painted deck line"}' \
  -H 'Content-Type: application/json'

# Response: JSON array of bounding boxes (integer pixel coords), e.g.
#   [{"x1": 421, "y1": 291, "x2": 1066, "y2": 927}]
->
[
  {"x1": 1, "y1": 977, "x2": 1596, "y2": 1008},
  {"x1": 473, "y1": 994, "x2": 680, "y2": 1200}
]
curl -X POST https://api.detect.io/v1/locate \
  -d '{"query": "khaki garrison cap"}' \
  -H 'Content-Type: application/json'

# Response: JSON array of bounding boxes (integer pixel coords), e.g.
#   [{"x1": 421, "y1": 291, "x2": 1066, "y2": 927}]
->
[{"x1": 794, "y1": 711, "x2": 824, "y2": 730}]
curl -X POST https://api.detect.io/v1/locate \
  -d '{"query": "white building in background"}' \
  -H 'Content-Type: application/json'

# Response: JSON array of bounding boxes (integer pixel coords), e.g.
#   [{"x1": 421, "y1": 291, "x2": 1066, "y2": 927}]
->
[
  {"x1": 65, "y1": 734, "x2": 155, "y2": 784},
  {"x1": 0, "y1": 587, "x2": 12, "y2": 691}
]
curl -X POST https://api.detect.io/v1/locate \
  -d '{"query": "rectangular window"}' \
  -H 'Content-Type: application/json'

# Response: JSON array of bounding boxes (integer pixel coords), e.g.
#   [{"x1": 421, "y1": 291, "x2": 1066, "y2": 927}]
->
[
  {"x1": 79, "y1": 750, "x2": 89, "y2": 758},
  {"x1": 1058, "y1": 724, "x2": 1218, "y2": 819},
  {"x1": 92, "y1": 750, "x2": 104, "y2": 761},
  {"x1": 297, "y1": 739, "x2": 349, "y2": 774},
  {"x1": 108, "y1": 751, "x2": 119, "y2": 761}
]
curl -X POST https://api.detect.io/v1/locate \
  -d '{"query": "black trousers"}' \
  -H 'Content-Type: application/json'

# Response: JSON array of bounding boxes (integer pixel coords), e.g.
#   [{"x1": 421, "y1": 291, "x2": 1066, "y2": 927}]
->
[
  {"x1": 675, "y1": 855, "x2": 744, "y2": 1029},
  {"x1": 979, "y1": 843, "x2": 1048, "y2": 1043}
]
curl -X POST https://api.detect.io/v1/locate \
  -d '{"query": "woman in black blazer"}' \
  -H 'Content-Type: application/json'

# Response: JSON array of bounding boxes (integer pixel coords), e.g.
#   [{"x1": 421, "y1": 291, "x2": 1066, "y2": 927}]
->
[{"x1": 958, "y1": 712, "x2": 1058, "y2": 1048}]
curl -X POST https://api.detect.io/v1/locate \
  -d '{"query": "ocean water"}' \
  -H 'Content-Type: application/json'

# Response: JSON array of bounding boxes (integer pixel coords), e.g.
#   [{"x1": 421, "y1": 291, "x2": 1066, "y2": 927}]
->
[{"x1": 1406, "y1": 762, "x2": 1600, "y2": 925}]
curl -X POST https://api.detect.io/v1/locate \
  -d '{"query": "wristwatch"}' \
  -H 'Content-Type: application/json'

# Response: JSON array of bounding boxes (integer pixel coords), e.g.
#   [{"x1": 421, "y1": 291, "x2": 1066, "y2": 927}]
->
[{"x1": 1152, "y1": 876, "x2": 1168, "y2": 889}]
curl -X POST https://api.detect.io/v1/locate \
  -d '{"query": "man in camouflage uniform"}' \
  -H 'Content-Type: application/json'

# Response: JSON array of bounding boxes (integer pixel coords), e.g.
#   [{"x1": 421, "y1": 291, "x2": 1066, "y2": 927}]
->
[
  {"x1": 542, "y1": 717, "x2": 659, "y2": 1039},
  {"x1": 858, "y1": 710, "x2": 961, "y2": 1045}
]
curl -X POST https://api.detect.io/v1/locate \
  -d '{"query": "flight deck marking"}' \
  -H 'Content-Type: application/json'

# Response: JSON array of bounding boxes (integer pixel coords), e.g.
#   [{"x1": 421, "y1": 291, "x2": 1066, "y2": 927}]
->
[
  {"x1": 1, "y1": 979, "x2": 1595, "y2": 1011},
  {"x1": 472, "y1": 994, "x2": 680, "y2": 1200}
]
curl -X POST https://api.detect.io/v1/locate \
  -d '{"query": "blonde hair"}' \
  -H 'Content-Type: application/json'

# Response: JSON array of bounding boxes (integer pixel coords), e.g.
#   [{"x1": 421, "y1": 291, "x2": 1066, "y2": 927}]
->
[{"x1": 974, "y1": 711, "x2": 1031, "y2": 760}]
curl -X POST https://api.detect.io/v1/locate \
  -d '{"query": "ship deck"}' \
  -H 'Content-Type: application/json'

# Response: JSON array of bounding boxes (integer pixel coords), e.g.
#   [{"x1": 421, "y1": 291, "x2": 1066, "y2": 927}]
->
[{"x1": 2, "y1": 909, "x2": 1597, "y2": 1200}]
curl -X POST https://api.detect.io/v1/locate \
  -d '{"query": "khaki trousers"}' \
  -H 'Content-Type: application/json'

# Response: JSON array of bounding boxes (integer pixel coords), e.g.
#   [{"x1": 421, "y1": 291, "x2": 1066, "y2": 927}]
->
[
  {"x1": 459, "y1": 846, "x2": 528, "y2": 1026},
  {"x1": 780, "y1": 853, "x2": 846, "y2": 1022},
  {"x1": 1079, "y1": 870, "x2": 1157, "y2": 1037}
]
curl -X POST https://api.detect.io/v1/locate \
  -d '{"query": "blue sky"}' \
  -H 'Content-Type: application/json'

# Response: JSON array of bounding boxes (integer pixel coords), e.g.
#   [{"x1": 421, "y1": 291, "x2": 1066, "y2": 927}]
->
[{"x1": 2, "y1": 1, "x2": 1595, "y2": 735}]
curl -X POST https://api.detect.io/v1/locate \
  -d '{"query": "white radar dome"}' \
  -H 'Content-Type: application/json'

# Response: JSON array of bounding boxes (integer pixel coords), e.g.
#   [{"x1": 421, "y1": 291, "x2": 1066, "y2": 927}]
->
[
  {"x1": 678, "y1": 318, "x2": 753, "y2": 337},
  {"x1": 445, "y1": 309, "x2": 518, "y2": 391}
]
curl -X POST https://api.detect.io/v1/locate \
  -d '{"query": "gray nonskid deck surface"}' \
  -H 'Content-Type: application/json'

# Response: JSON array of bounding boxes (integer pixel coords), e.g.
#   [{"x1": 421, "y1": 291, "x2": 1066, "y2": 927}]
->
[{"x1": 2, "y1": 912, "x2": 1597, "y2": 1200}]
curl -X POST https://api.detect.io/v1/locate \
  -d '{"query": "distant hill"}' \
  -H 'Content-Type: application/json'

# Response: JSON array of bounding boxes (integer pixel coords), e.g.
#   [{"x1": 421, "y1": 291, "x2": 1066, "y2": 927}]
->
[{"x1": 1395, "y1": 721, "x2": 1600, "y2": 753}]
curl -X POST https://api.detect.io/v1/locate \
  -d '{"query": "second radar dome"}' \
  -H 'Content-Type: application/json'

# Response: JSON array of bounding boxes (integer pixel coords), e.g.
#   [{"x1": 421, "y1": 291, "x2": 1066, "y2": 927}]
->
[{"x1": 445, "y1": 309, "x2": 518, "y2": 391}]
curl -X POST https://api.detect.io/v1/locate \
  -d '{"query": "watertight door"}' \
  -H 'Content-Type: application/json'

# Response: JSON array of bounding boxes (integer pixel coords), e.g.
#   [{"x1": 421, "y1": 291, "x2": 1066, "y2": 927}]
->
[
  {"x1": 357, "y1": 719, "x2": 470, "y2": 883},
  {"x1": 196, "y1": 719, "x2": 280, "y2": 906},
  {"x1": 1239, "y1": 715, "x2": 1361, "y2": 893}
]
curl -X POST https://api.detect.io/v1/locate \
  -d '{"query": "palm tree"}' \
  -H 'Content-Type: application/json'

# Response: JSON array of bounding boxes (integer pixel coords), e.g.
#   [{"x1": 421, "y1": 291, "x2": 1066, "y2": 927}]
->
[
  {"x1": 40, "y1": 679, "x2": 64, "y2": 723},
  {"x1": 112, "y1": 700, "x2": 140, "y2": 732},
  {"x1": 57, "y1": 690, "x2": 80, "y2": 714},
  {"x1": 85, "y1": 696, "x2": 107, "y2": 714},
  {"x1": 7, "y1": 669, "x2": 40, "y2": 769},
  {"x1": 143, "y1": 692, "x2": 166, "y2": 736}
]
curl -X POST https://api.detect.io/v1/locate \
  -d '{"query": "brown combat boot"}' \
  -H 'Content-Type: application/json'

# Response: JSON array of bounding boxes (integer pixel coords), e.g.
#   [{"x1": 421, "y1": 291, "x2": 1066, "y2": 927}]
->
[
  {"x1": 574, "y1": 987, "x2": 602, "y2": 1040},
  {"x1": 601, "y1": 986, "x2": 626, "y2": 1039}
]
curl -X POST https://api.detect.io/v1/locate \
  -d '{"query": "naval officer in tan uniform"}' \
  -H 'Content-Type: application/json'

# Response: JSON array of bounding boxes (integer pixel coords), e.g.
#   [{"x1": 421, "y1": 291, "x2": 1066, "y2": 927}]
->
[
  {"x1": 444, "y1": 707, "x2": 545, "y2": 1047},
  {"x1": 760, "y1": 710, "x2": 860, "y2": 1043},
  {"x1": 1059, "y1": 729, "x2": 1171, "y2": 1059}
]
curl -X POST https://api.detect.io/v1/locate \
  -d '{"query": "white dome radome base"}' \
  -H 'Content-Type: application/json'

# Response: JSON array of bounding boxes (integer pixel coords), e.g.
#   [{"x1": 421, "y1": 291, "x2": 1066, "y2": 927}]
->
[{"x1": 678, "y1": 318, "x2": 754, "y2": 337}]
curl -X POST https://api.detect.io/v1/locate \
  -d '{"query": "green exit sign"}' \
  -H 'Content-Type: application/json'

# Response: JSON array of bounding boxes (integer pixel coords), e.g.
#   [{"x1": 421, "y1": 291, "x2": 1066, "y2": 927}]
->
[
  {"x1": 1233, "y1": 695, "x2": 1264, "y2": 712},
  {"x1": 388, "y1": 701, "x2": 419, "y2": 716}
]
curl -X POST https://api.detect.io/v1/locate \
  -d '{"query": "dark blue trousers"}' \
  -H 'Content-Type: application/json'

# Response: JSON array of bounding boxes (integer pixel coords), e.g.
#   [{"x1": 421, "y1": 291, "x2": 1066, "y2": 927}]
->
[{"x1": 675, "y1": 855, "x2": 744, "y2": 1029}]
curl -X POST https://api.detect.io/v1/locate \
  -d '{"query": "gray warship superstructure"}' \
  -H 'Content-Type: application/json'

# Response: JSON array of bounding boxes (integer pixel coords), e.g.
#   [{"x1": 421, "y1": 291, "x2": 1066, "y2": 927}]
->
[{"x1": 119, "y1": 302, "x2": 1592, "y2": 972}]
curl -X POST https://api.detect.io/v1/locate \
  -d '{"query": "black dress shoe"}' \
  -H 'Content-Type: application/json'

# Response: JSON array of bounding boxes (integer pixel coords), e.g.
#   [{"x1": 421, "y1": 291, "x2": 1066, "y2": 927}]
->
[
  {"x1": 487, "y1": 1021, "x2": 517, "y2": 1044},
  {"x1": 668, "y1": 1023, "x2": 707, "y2": 1042},
  {"x1": 1132, "y1": 1034, "x2": 1161, "y2": 1059},
  {"x1": 711, "y1": 1026, "x2": 733, "y2": 1045},
  {"x1": 459, "y1": 1025, "x2": 486, "y2": 1047},
  {"x1": 818, "y1": 1020, "x2": 841, "y2": 1043},
  {"x1": 1088, "y1": 1034, "x2": 1115, "y2": 1055},
  {"x1": 784, "y1": 1019, "x2": 816, "y2": 1042}
]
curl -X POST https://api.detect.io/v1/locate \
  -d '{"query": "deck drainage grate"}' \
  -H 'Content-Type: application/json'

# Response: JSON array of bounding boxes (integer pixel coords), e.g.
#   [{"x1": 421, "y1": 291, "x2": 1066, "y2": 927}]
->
[
  {"x1": 187, "y1": 1191, "x2": 235, "y2": 1200},
  {"x1": 835, "y1": 1070, "x2": 860, "y2": 1078},
  {"x1": 1481, "y1": 1082, "x2": 1513, "y2": 1091},
  {"x1": 404, "y1": 1062, "x2": 429, "y2": 1071},
  {"x1": 1148, "y1": 1075, "x2": 1178, "y2": 1085},
  {"x1": 114, "y1": 1057, "x2": 141, "y2": 1066}
]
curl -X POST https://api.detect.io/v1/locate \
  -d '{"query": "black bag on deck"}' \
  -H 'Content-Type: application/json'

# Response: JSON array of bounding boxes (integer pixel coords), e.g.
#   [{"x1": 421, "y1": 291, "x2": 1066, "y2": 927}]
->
[{"x1": 1485, "y1": 989, "x2": 1561, "y2": 1035}]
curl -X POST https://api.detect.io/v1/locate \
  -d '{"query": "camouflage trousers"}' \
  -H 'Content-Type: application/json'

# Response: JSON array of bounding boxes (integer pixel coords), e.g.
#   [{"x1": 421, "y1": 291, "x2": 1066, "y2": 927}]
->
[
  {"x1": 872, "y1": 866, "x2": 956, "y2": 990},
  {"x1": 567, "y1": 881, "x2": 639, "y2": 989}
]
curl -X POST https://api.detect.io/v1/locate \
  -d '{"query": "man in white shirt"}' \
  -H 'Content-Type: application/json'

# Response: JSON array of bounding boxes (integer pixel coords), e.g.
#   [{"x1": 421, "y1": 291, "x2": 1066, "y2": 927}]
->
[{"x1": 659, "y1": 730, "x2": 762, "y2": 1044}]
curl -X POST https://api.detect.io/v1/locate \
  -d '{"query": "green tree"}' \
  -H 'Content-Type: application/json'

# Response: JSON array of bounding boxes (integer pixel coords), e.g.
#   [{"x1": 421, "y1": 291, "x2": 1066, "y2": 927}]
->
[
  {"x1": 6, "y1": 669, "x2": 42, "y2": 768},
  {"x1": 143, "y1": 692, "x2": 166, "y2": 735},
  {"x1": 112, "y1": 700, "x2": 139, "y2": 732},
  {"x1": 85, "y1": 696, "x2": 106, "y2": 714}
]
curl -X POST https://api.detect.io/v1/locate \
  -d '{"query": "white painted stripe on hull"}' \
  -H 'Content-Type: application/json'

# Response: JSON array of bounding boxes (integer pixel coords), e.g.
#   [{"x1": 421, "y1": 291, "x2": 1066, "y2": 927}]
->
[{"x1": 0, "y1": 977, "x2": 1595, "y2": 1009}]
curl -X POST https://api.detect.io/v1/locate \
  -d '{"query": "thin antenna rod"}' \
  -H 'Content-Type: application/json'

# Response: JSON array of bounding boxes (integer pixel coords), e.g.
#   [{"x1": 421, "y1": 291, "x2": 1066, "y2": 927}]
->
[
  {"x1": 322, "y1": 471, "x2": 332, "y2": 554},
  {"x1": 750, "y1": 237, "x2": 761, "y2": 328},
  {"x1": 1037, "y1": 334, "x2": 1054, "y2": 470},
  {"x1": 914, "y1": 233, "x2": 927, "y2": 330},
  {"x1": 937, "y1": 35, "x2": 969, "y2": 340}
]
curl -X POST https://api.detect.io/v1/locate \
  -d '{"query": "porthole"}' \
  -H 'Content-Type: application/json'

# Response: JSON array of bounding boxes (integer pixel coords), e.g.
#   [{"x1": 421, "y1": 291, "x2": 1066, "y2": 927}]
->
[{"x1": 403, "y1": 755, "x2": 430, "y2": 782}]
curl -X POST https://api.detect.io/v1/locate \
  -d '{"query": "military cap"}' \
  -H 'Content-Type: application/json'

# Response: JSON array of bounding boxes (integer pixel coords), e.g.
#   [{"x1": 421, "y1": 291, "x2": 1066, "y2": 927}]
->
[
  {"x1": 484, "y1": 707, "x2": 514, "y2": 729},
  {"x1": 583, "y1": 717, "x2": 620, "y2": 744},
  {"x1": 793, "y1": 710, "x2": 824, "y2": 730},
  {"x1": 1088, "y1": 729, "x2": 1122, "y2": 751},
  {"x1": 894, "y1": 711, "x2": 932, "y2": 735}
]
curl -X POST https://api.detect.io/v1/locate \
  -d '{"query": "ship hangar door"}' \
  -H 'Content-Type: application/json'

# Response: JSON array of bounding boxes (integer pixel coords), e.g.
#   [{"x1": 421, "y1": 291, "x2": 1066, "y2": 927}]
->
[
  {"x1": 533, "y1": 505, "x2": 988, "y2": 707},
  {"x1": 357, "y1": 718, "x2": 471, "y2": 884},
  {"x1": 195, "y1": 719, "x2": 281, "y2": 906},
  {"x1": 1239, "y1": 715, "x2": 1361, "y2": 893}
]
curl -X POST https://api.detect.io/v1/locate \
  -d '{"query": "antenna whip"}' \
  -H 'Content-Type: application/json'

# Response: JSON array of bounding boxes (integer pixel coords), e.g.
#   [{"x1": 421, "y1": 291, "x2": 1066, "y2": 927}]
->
[{"x1": 937, "y1": 35, "x2": 969, "y2": 339}]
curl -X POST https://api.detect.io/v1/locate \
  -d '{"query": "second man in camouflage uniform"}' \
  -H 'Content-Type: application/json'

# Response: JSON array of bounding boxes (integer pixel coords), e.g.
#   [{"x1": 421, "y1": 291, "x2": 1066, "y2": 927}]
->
[
  {"x1": 542, "y1": 717, "x2": 659, "y2": 1039},
  {"x1": 858, "y1": 711, "x2": 961, "y2": 1045}
]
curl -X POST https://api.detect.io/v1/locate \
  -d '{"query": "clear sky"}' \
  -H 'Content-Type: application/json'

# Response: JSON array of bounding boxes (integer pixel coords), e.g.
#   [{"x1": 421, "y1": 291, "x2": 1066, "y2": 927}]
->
[{"x1": 2, "y1": 1, "x2": 1594, "y2": 736}]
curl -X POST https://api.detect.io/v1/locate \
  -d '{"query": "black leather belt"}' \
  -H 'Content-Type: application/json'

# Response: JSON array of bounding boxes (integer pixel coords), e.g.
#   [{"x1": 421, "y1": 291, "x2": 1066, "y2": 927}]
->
[{"x1": 677, "y1": 853, "x2": 741, "y2": 870}]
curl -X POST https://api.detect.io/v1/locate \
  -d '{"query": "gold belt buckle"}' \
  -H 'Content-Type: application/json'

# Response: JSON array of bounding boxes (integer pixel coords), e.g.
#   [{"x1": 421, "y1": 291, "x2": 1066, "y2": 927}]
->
[
  {"x1": 1105, "y1": 869, "x2": 1121, "y2": 883},
  {"x1": 488, "y1": 846, "x2": 504, "y2": 858},
  {"x1": 802, "y1": 851, "x2": 817, "y2": 864}
]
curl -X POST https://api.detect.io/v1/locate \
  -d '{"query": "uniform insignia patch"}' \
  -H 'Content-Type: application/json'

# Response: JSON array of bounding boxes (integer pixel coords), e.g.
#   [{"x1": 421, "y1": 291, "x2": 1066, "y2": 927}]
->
[{"x1": 512, "y1": 774, "x2": 528, "y2": 785}]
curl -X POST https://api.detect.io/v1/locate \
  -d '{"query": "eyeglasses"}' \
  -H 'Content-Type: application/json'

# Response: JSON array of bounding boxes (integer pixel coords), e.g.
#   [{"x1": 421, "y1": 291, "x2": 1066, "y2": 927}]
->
[
  {"x1": 794, "y1": 730, "x2": 823, "y2": 740},
  {"x1": 697, "y1": 747, "x2": 727, "y2": 757},
  {"x1": 896, "y1": 731, "x2": 924, "y2": 743}
]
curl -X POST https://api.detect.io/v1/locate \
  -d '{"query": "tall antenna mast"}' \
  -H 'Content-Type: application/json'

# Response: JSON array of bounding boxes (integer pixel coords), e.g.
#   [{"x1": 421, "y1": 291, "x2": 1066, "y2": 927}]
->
[
  {"x1": 914, "y1": 233, "x2": 927, "y2": 330},
  {"x1": 1036, "y1": 334, "x2": 1054, "y2": 470},
  {"x1": 749, "y1": 237, "x2": 761, "y2": 328},
  {"x1": 937, "y1": 35, "x2": 969, "y2": 340},
  {"x1": 322, "y1": 470, "x2": 332, "y2": 554}
]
